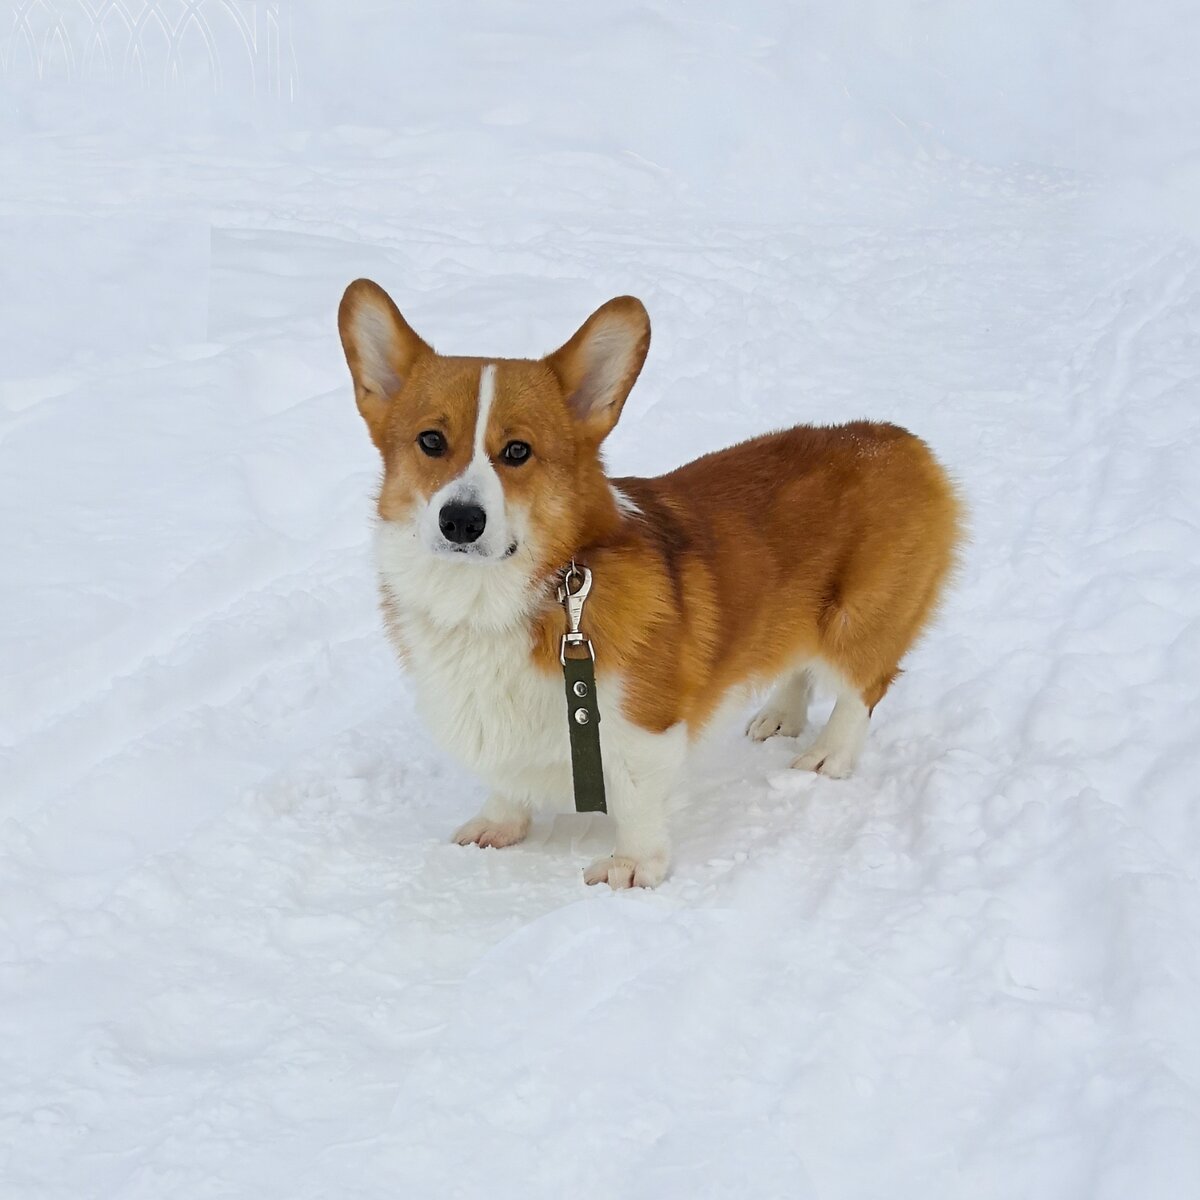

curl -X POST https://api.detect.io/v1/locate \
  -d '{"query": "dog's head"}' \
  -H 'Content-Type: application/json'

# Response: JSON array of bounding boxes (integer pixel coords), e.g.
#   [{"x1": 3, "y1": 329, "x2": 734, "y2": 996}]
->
[{"x1": 338, "y1": 280, "x2": 649, "y2": 620}]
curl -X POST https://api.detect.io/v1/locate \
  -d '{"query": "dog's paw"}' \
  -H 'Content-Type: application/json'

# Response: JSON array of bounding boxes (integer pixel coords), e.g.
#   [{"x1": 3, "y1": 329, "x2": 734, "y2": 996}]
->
[
  {"x1": 452, "y1": 815, "x2": 530, "y2": 849},
  {"x1": 746, "y1": 703, "x2": 808, "y2": 742},
  {"x1": 790, "y1": 744, "x2": 857, "y2": 779},
  {"x1": 584, "y1": 853, "x2": 668, "y2": 890}
]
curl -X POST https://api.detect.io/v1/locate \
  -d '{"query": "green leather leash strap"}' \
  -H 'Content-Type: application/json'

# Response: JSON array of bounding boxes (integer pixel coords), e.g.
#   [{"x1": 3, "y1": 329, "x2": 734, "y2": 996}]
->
[
  {"x1": 557, "y1": 565, "x2": 607, "y2": 814},
  {"x1": 562, "y1": 654, "x2": 606, "y2": 813}
]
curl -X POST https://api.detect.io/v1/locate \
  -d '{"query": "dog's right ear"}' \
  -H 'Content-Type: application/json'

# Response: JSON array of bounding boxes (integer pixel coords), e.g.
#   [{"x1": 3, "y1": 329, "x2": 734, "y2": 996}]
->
[{"x1": 338, "y1": 279, "x2": 433, "y2": 452}]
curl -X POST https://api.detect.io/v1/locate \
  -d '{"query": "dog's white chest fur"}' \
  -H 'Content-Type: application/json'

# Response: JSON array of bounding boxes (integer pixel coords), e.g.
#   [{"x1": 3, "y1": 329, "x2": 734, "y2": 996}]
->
[
  {"x1": 375, "y1": 524, "x2": 573, "y2": 805},
  {"x1": 407, "y1": 617, "x2": 570, "y2": 797}
]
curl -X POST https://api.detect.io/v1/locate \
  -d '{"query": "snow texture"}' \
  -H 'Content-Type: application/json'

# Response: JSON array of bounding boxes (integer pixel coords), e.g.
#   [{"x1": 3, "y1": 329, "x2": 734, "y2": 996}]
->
[{"x1": 2, "y1": 2, "x2": 1199, "y2": 1197}]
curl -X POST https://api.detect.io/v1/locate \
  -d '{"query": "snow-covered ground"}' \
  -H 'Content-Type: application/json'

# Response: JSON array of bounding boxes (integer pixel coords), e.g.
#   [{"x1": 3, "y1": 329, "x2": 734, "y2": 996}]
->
[{"x1": 3, "y1": 3, "x2": 1199, "y2": 1197}]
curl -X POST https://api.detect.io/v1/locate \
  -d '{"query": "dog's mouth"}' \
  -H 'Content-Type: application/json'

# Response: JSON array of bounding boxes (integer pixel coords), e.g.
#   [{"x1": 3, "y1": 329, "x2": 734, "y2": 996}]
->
[{"x1": 442, "y1": 541, "x2": 519, "y2": 560}]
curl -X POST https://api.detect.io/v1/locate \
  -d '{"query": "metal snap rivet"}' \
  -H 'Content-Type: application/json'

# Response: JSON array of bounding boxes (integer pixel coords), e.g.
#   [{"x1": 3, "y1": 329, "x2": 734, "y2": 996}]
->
[
  {"x1": 573, "y1": 707, "x2": 590, "y2": 725},
  {"x1": 573, "y1": 680, "x2": 588, "y2": 697}
]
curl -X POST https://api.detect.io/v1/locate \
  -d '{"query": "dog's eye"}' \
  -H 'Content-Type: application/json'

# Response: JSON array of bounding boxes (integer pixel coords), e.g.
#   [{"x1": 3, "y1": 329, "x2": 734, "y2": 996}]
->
[
  {"x1": 501, "y1": 440, "x2": 531, "y2": 466},
  {"x1": 417, "y1": 430, "x2": 447, "y2": 457}
]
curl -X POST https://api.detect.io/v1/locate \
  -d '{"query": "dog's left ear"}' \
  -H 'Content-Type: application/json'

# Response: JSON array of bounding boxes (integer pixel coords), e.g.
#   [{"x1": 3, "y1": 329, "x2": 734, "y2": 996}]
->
[{"x1": 544, "y1": 296, "x2": 650, "y2": 441}]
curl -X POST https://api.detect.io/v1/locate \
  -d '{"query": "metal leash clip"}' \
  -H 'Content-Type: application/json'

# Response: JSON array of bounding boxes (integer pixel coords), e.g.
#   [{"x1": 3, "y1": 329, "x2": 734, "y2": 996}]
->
[{"x1": 557, "y1": 562, "x2": 595, "y2": 663}]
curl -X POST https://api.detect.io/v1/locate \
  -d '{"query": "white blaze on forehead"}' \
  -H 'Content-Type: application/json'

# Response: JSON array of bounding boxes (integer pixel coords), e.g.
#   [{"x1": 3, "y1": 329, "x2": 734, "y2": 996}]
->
[
  {"x1": 474, "y1": 363, "x2": 497, "y2": 462},
  {"x1": 417, "y1": 361, "x2": 524, "y2": 562}
]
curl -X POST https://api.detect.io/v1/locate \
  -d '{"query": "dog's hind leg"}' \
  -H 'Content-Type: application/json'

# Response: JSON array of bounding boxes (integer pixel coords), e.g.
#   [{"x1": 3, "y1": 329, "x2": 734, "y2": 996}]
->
[
  {"x1": 790, "y1": 678, "x2": 869, "y2": 779},
  {"x1": 746, "y1": 668, "x2": 813, "y2": 742}
]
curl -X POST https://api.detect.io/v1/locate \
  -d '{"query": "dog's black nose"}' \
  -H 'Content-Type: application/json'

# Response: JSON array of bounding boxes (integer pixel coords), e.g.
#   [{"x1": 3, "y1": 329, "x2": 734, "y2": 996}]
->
[{"x1": 439, "y1": 501, "x2": 487, "y2": 545}]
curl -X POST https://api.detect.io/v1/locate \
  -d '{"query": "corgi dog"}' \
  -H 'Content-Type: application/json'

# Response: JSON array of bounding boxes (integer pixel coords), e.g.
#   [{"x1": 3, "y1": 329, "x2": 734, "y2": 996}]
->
[{"x1": 338, "y1": 281, "x2": 962, "y2": 889}]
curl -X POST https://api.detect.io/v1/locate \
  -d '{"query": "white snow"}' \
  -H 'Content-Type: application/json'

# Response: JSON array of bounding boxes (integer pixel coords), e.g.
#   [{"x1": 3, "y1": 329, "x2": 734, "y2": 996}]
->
[{"x1": 3, "y1": 2, "x2": 1200, "y2": 1197}]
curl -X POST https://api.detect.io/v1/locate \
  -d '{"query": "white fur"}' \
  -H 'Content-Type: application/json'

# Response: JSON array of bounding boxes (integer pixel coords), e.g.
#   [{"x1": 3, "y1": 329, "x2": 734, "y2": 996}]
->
[
  {"x1": 610, "y1": 484, "x2": 641, "y2": 518},
  {"x1": 746, "y1": 659, "x2": 872, "y2": 777},
  {"x1": 473, "y1": 362, "x2": 497, "y2": 459},
  {"x1": 746, "y1": 668, "x2": 812, "y2": 741},
  {"x1": 583, "y1": 720, "x2": 681, "y2": 888},
  {"x1": 375, "y1": 505, "x2": 682, "y2": 887},
  {"x1": 789, "y1": 666, "x2": 870, "y2": 778}
]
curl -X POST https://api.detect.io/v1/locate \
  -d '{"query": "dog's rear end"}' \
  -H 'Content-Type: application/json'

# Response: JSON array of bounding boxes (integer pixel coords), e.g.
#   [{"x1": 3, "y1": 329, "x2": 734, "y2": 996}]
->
[{"x1": 537, "y1": 420, "x2": 962, "y2": 780}]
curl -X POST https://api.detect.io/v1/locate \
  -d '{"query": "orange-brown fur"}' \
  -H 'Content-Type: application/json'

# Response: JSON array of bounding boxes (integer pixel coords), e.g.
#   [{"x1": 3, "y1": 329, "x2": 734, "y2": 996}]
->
[{"x1": 532, "y1": 423, "x2": 962, "y2": 732}]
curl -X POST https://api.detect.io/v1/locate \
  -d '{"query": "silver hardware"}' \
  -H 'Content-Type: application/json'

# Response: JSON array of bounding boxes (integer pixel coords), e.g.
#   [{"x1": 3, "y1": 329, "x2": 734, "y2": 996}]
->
[
  {"x1": 572, "y1": 680, "x2": 588, "y2": 697},
  {"x1": 573, "y1": 707, "x2": 590, "y2": 725},
  {"x1": 558, "y1": 563, "x2": 596, "y2": 664},
  {"x1": 556, "y1": 564, "x2": 592, "y2": 634}
]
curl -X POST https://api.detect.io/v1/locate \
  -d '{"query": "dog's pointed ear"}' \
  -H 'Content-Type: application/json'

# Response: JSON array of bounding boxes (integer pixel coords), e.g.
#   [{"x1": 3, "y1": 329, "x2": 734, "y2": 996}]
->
[
  {"x1": 338, "y1": 279, "x2": 433, "y2": 451},
  {"x1": 544, "y1": 296, "x2": 650, "y2": 441}
]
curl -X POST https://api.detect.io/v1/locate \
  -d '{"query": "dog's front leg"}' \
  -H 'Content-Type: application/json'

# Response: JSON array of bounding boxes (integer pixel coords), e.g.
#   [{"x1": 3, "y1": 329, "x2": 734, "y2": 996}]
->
[
  {"x1": 584, "y1": 722, "x2": 686, "y2": 890},
  {"x1": 453, "y1": 793, "x2": 532, "y2": 849}
]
